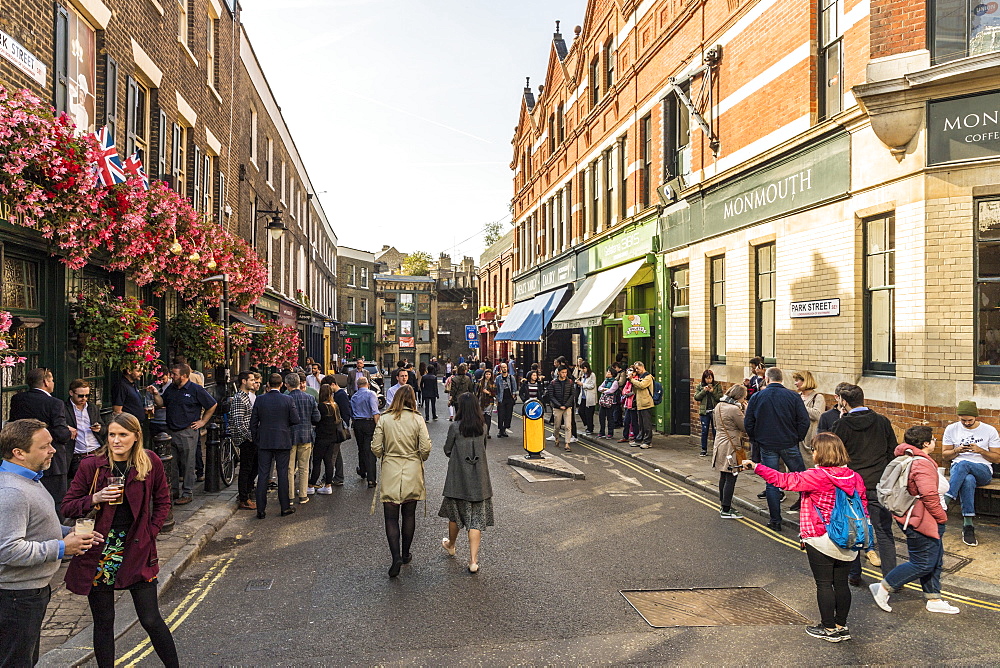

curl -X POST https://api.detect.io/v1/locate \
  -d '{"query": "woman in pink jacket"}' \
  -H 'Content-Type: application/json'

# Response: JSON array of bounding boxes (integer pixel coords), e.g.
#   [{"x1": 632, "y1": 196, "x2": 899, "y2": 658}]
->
[
  {"x1": 869, "y1": 426, "x2": 960, "y2": 614},
  {"x1": 744, "y1": 432, "x2": 867, "y2": 643}
]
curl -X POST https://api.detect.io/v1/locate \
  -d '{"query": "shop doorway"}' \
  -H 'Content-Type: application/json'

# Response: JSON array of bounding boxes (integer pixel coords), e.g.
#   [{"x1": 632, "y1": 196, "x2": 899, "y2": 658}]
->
[{"x1": 671, "y1": 317, "x2": 690, "y2": 435}]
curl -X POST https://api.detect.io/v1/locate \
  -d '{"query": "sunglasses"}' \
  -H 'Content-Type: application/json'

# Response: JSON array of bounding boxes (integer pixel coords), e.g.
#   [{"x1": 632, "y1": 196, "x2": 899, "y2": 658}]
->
[{"x1": 74, "y1": 392, "x2": 90, "y2": 398}]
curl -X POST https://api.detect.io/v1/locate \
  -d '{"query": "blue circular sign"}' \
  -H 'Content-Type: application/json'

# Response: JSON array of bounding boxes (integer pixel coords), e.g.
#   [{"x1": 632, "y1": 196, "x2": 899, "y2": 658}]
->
[{"x1": 523, "y1": 399, "x2": 544, "y2": 420}]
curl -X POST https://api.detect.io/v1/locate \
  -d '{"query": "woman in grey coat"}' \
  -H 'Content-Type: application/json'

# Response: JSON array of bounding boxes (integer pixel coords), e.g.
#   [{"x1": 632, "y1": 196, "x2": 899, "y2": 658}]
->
[{"x1": 439, "y1": 392, "x2": 493, "y2": 573}]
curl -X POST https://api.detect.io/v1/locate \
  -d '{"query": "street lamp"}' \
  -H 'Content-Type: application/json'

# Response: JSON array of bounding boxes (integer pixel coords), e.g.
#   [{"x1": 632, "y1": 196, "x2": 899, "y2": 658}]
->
[
  {"x1": 255, "y1": 208, "x2": 287, "y2": 240},
  {"x1": 461, "y1": 297, "x2": 469, "y2": 310}
]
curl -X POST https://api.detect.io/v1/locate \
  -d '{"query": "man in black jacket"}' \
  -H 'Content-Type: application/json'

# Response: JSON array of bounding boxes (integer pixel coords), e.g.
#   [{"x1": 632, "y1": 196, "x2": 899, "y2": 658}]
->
[
  {"x1": 64, "y1": 378, "x2": 106, "y2": 482},
  {"x1": 832, "y1": 384, "x2": 898, "y2": 583},
  {"x1": 251, "y1": 373, "x2": 301, "y2": 518},
  {"x1": 544, "y1": 366, "x2": 576, "y2": 452},
  {"x1": 744, "y1": 367, "x2": 810, "y2": 532},
  {"x1": 8, "y1": 367, "x2": 76, "y2": 514},
  {"x1": 817, "y1": 382, "x2": 852, "y2": 433}
]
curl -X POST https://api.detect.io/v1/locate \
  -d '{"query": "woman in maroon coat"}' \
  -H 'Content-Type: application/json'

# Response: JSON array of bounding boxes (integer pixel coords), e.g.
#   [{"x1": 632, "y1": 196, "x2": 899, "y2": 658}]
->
[{"x1": 62, "y1": 412, "x2": 177, "y2": 668}]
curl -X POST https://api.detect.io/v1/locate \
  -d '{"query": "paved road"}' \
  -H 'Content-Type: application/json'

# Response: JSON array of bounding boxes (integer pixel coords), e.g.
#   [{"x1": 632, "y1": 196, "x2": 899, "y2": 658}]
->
[{"x1": 107, "y1": 406, "x2": 1000, "y2": 666}]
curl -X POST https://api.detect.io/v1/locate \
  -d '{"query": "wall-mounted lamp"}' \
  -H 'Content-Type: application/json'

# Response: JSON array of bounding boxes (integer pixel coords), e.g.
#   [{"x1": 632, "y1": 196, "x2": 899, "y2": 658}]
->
[{"x1": 255, "y1": 209, "x2": 287, "y2": 240}]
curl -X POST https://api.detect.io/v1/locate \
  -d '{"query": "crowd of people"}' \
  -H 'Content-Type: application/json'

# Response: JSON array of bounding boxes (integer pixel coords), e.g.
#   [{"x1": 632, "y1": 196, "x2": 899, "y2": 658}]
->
[{"x1": 705, "y1": 361, "x2": 1000, "y2": 642}]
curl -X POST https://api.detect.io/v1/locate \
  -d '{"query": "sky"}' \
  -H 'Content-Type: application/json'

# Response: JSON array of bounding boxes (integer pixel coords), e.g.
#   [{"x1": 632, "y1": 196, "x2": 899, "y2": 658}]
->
[{"x1": 239, "y1": 0, "x2": 585, "y2": 263}]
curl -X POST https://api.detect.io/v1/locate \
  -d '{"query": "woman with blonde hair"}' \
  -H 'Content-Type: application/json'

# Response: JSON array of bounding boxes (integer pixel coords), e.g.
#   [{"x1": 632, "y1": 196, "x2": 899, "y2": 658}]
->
[
  {"x1": 793, "y1": 370, "x2": 825, "y2": 458},
  {"x1": 744, "y1": 433, "x2": 869, "y2": 643},
  {"x1": 371, "y1": 384, "x2": 432, "y2": 577},
  {"x1": 62, "y1": 413, "x2": 176, "y2": 667}
]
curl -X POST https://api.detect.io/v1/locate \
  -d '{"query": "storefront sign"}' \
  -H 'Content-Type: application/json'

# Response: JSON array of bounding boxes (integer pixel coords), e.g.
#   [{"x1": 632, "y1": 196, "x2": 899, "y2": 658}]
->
[
  {"x1": 256, "y1": 295, "x2": 280, "y2": 313},
  {"x1": 513, "y1": 272, "x2": 539, "y2": 301},
  {"x1": 789, "y1": 298, "x2": 840, "y2": 318},
  {"x1": 277, "y1": 302, "x2": 298, "y2": 327},
  {"x1": 589, "y1": 218, "x2": 657, "y2": 272},
  {"x1": 622, "y1": 313, "x2": 652, "y2": 338},
  {"x1": 399, "y1": 336, "x2": 415, "y2": 348},
  {"x1": 0, "y1": 30, "x2": 47, "y2": 86},
  {"x1": 539, "y1": 256, "x2": 576, "y2": 291},
  {"x1": 928, "y1": 90, "x2": 1000, "y2": 165}
]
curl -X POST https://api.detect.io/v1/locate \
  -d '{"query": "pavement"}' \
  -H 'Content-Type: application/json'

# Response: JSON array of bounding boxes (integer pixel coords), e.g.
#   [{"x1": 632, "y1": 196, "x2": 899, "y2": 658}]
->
[
  {"x1": 38, "y1": 477, "x2": 239, "y2": 667},
  {"x1": 568, "y1": 426, "x2": 1000, "y2": 596}
]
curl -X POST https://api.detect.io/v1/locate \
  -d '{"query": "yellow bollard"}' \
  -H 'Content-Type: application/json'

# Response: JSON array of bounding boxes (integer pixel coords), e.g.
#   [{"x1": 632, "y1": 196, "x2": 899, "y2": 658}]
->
[{"x1": 523, "y1": 399, "x2": 545, "y2": 459}]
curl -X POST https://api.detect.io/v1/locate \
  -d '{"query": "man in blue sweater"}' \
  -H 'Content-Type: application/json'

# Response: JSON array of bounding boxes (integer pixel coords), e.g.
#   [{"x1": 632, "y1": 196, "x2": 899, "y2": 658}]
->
[{"x1": 745, "y1": 367, "x2": 810, "y2": 532}]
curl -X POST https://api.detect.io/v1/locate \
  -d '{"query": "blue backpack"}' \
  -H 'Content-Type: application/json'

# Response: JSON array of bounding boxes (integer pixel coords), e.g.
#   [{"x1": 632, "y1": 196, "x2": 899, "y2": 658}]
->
[
  {"x1": 815, "y1": 486, "x2": 873, "y2": 551},
  {"x1": 652, "y1": 381, "x2": 663, "y2": 405}
]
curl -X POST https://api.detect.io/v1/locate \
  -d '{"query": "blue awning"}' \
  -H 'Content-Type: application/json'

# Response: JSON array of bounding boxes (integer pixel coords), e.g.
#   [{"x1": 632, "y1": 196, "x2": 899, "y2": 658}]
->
[{"x1": 494, "y1": 287, "x2": 568, "y2": 342}]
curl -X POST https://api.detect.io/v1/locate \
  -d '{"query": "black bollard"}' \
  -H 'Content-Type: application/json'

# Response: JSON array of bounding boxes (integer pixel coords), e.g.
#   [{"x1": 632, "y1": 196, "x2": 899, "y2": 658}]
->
[
  {"x1": 205, "y1": 421, "x2": 221, "y2": 493},
  {"x1": 153, "y1": 431, "x2": 176, "y2": 533}
]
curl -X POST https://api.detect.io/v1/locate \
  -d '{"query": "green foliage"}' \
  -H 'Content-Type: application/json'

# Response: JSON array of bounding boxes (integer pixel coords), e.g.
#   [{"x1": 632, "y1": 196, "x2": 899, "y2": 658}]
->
[
  {"x1": 168, "y1": 305, "x2": 225, "y2": 366},
  {"x1": 484, "y1": 220, "x2": 503, "y2": 247},
  {"x1": 71, "y1": 285, "x2": 160, "y2": 371},
  {"x1": 401, "y1": 251, "x2": 432, "y2": 276}
]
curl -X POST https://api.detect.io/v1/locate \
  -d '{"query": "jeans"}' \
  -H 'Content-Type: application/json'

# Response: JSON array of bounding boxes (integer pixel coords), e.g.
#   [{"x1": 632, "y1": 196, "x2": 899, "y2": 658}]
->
[
  {"x1": 237, "y1": 440, "x2": 258, "y2": 502},
  {"x1": 552, "y1": 406, "x2": 574, "y2": 446},
  {"x1": 760, "y1": 446, "x2": 806, "y2": 523},
  {"x1": 170, "y1": 427, "x2": 199, "y2": 498},
  {"x1": 0, "y1": 585, "x2": 50, "y2": 667},
  {"x1": 622, "y1": 408, "x2": 635, "y2": 440},
  {"x1": 422, "y1": 396, "x2": 438, "y2": 421},
  {"x1": 804, "y1": 544, "x2": 852, "y2": 629},
  {"x1": 884, "y1": 523, "x2": 945, "y2": 597},
  {"x1": 354, "y1": 419, "x2": 377, "y2": 484},
  {"x1": 288, "y1": 443, "x2": 313, "y2": 500},
  {"x1": 700, "y1": 413, "x2": 715, "y2": 452},
  {"x1": 497, "y1": 397, "x2": 514, "y2": 434},
  {"x1": 578, "y1": 404, "x2": 595, "y2": 433},
  {"x1": 599, "y1": 406, "x2": 615, "y2": 437},
  {"x1": 636, "y1": 408, "x2": 653, "y2": 444},
  {"x1": 850, "y1": 498, "x2": 897, "y2": 577},
  {"x1": 256, "y1": 449, "x2": 291, "y2": 513},
  {"x1": 719, "y1": 472, "x2": 737, "y2": 512},
  {"x1": 947, "y1": 459, "x2": 993, "y2": 516}
]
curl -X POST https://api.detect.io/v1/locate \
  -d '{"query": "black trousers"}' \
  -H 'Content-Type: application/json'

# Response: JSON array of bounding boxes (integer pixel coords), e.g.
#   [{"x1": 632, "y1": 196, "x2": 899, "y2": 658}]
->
[
  {"x1": 578, "y1": 404, "x2": 595, "y2": 433},
  {"x1": 256, "y1": 449, "x2": 291, "y2": 513},
  {"x1": 354, "y1": 419, "x2": 377, "y2": 484},
  {"x1": 635, "y1": 408, "x2": 654, "y2": 444},
  {"x1": 718, "y1": 472, "x2": 737, "y2": 511},
  {"x1": 805, "y1": 543, "x2": 853, "y2": 629},
  {"x1": 88, "y1": 584, "x2": 178, "y2": 668},
  {"x1": 237, "y1": 440, "x2": 257, "y2": 502},
  {"x1": 422, "y1": 396, "x2": 438, "y2": 420},
  {"x1": 850, "y1": 497, "x2": 897, "y2": 578},
  {"x1": 497, "y1": 397, "x2": 515, "y2": 434},
  {"x1": 0, "y1": 585, "x2": 49, "y2": 667},
  {"x1": 309, "y1": 439, "x2": 342, "y2": 486}
]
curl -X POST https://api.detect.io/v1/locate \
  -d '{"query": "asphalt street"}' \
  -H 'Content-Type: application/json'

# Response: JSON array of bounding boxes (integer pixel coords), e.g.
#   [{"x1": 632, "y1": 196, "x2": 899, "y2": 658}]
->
[{"x1": 106, "y1": 400, "x2": 1000, "y2": 667}]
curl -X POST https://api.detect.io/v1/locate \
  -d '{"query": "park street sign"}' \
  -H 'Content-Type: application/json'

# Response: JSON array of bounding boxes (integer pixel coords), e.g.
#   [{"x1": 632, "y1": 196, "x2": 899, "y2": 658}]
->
[{"x1": 789, "y1": 298, "x2": 840, "y2": 318}]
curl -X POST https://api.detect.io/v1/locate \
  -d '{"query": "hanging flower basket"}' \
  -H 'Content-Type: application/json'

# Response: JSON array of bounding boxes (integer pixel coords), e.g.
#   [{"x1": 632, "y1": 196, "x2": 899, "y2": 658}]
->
[
  {"x1": 167, "y1": 305, "x2": 225, "y2": 366},
  {"x1": 0, "y1": 311, "x2": 26, "y2": 368},
  {"x1": 70, "y1": 286, "x2": 160, "y2": 371},
  {"x1": 250, "y1": 321, "x2": 301, "y2": 368},
  {"x1": 230, "y1": 322, "x2": 253, "y2": 355}
]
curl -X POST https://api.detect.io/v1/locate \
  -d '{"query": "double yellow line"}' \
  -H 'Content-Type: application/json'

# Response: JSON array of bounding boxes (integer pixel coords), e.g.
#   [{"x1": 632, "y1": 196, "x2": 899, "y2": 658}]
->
[
  {"x1": 576, "y1": 440, "x2": 1000, "y2": 613},
  {"x1": 115, "y1": 555, "x2": 234, "y2": 666}
]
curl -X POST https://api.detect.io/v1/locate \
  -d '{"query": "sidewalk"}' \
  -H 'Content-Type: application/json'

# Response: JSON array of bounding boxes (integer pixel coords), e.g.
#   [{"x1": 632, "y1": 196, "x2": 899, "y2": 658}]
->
[
  {"x1": 38, "y1": 483, "x2": 238, "y2": 666},
  {"x1": 572, "y1": 428, "x2": 1000, "y2": 595}
]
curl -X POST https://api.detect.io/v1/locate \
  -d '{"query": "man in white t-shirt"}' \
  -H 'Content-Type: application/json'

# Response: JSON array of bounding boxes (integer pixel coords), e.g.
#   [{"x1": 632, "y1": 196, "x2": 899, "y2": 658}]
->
[{"x1": 942, "y1": 400, "x2": 1000, "y2": 547}]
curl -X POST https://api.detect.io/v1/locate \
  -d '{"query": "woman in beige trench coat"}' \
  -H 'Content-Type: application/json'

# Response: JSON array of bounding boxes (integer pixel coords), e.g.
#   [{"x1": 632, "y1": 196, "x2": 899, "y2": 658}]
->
[
  {"x1": 712, "y1": 384, "x2": 748, "y2": 519},
  {"x1": 372, "y1": 384, "x2": 432, "y2": 577}
]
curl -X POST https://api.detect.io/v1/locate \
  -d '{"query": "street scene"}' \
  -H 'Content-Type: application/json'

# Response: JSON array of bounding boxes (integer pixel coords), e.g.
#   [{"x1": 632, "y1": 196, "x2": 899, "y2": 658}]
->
[{"x1": 2, "y1": 0, "x2": 1000, "y2": 666}]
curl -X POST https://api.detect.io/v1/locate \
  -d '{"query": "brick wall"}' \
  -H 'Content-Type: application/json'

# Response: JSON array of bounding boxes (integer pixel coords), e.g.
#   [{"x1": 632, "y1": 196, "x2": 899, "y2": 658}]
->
[{"x1": 869, "y1": 0, "x2": 926, "y2": 58}]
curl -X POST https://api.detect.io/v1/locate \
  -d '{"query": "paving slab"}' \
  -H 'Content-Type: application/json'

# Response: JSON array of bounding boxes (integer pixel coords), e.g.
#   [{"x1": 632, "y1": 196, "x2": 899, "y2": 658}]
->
[{"x1": 507, "y1": 450, "x2": 586, "y2": 479}]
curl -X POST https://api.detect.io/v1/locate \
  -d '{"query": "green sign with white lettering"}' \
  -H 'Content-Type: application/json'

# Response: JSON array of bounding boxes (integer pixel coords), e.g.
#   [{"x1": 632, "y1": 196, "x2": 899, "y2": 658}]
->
[{"x1": 622, "y1": 313, "x2": 651, "y2": 338}]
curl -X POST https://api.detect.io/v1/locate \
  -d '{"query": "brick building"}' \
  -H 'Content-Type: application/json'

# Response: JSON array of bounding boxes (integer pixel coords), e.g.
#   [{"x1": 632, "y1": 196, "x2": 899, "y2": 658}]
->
[
  {"x1": 336, "y1": 246, "x2": 376, "y2": 362},
  {"x1": 478, "y1": 230, "x2": 515, "y2": 363},
  {"x1": 0, "y1": 0, "x2": 339, "y2": 407},
  {"x1": 508, "y1": 0, "x2": 1000, "y2": 438}
]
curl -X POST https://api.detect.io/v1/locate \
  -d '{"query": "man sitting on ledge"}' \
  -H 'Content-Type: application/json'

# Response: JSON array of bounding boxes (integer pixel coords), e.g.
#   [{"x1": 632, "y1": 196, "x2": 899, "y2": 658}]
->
[{"x1": 942, "y1": 401, "x2": 1000, "y2": 547}]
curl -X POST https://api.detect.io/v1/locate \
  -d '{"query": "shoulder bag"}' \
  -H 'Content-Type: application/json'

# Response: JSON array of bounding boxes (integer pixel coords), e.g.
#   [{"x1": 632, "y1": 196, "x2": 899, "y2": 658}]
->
[{"x1": 330, "y1": 403, "x2": 350, "y2": 443}]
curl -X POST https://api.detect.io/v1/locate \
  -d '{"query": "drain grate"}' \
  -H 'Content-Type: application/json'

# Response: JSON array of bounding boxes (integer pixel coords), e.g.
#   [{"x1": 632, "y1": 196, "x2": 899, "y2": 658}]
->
[
  {"x1": 245, "y1": 578, "x2": 274, "y2": 591},
  {"x1": 621, "y1": 587, "x2": 809, "y2": 628}
]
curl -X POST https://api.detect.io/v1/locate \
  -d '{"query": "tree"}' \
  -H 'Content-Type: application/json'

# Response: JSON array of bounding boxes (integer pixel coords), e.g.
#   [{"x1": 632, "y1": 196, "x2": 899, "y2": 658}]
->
[
  {"x1": 484, "y1": 220, "x2": 503, "y2": 248},
  {"x1": 401, "y1": 251, "x2": 432, "y2": 276}
]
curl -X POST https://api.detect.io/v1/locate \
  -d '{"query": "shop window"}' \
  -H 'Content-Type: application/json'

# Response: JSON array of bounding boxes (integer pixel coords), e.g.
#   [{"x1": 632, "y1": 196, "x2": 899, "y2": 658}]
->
[
  {"x1": 418, "y1": 319, "x2": 430, "y2": 343},
  {"x1": 710, "y1": 256, "x2": 726, "y2": 363},
  {"x1": 382, "y1": 319, "x2": 396, "y2": 339},
  {"x1": 640, "y1": 114, "x2": 653, "y2": 209},
  {"x1": 54, "y1": 5, "x2": 97, "y2": 133},
  {"x1": 399, "y1": 293, "x2": 415, "y2": 314},
  {"x1": 417, "y1": 293, "x2": 431, "y2": 313},
  {"x1": 3, "y1": 258, "x2": 39, "y2": 310},
  {"x1": 865, "y1": 213, "x2": 896, "y2": 374},
  {"x1": 931, "y1": 0, "x2": 1000, "y2": 64},
  {"x1": 819, "y1": 0, "x2": 843, "y2": 119},
  {"x1": 671, "y1": 266, "x2": 690, "y2": 316},
  {"x1": 976, "y1": 200, "x2": 1000, "y2": 377},
  {"x1": 755, "y1": 244, "x2": 776, "y2": 365},
  {"x1": 0, "y1": 327, "x2": 40, "y2": 419},
  {"x1": 384, "y1": 297, "x2": 396, "y2": 315}
]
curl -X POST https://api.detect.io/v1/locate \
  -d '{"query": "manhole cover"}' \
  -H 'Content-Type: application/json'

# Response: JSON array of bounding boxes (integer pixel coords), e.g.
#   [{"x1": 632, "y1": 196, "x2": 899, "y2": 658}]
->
[
  {"x1": 621, "y1": 587, "x2": 809, "y2": 628},
  {"x1": 245, "y1": 579, "x2": 274, "y2": 591}
]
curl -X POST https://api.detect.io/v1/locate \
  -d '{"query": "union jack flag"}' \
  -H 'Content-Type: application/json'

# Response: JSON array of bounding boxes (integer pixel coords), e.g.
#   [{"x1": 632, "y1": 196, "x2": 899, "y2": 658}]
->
[
  {"x1": 124, "y1": 153, "x2": 150, "y2": 190},
  {"x1": 94, "y1": 126, "x2": 127, "y2": 187}
]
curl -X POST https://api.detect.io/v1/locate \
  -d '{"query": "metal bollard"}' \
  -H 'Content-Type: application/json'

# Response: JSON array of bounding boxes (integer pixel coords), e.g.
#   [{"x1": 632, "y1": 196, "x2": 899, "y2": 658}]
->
[
  {"x1": 152, "y1": 431, "x2": 176, "y2": 533},
  {"x1": 205, "y1": 421, "x2": 221, "y2": 493}
]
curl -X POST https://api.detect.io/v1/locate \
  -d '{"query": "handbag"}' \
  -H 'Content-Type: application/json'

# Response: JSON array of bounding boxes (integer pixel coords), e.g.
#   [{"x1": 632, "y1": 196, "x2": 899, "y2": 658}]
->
[{"x1": 330, "y1": 403, "x2": 350, "y2": 443}]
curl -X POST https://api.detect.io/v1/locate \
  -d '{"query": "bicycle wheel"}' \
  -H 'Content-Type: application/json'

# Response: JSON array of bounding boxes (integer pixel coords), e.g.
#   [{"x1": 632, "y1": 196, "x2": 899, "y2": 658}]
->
[{"x1": 219, "y1": 436, "x2": 236, "y2": 487}]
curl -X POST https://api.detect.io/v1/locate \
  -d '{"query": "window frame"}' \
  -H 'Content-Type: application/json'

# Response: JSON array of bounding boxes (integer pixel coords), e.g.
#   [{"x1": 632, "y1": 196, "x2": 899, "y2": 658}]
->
[
  {"x1": 863, "y1": 212, "x2": 896, "y2": 375},
  {"x1": 602, "y1": 147, "x2": 614, "y2": 230},
  {"x1": 754, "y1": 243, "x2": 777, "y2": 365},
  {"x1": 618, "y1": 134, "x2": 628, "y2": 220},
  {"x1": 177, "y1": 0, "x2": 188, "y2": 45},
  {"x1": 124, "y1": 77, "x2": 148, "y2": 160},
  {"x1": 640, "y1": 114, "x2": 653, "y2": 209},
  {"x1": 710, "y1": 255, "x2": 726, "y2": 364},
  {"x1": 819, "y1": 0, "x2": 844, "y2": 119},
  {"x1": 590, "y1": 55, "x2": 600, "y2": 106},
  {"x1": 604, "y1": 39, "x2": 615, "y2": 91},
  {"x1": 171, "y1": 123, "x2": 186, "y2": 196}
]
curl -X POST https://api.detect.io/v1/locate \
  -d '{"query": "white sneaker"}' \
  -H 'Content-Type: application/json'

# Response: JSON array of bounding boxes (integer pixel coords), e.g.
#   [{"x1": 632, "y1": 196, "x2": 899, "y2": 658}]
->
[
  {"x1": 546, "y1": 435, "x2": 556, "y2": 441},
  {"x1": 317, "y1": 486, "x2": 333, "y2": 495},
  {"x1": 569, "y1": 436, "x2": 577, "y2": 443},
  {"x1": 926, "y1": 599, "x2": 960, "y2": 614},
  {"x1": 870, "y1": 583, "x2": 892, "y2": 612},
  {"x1": 306, "y1": 487, "x2": 316, "y2": 495}
]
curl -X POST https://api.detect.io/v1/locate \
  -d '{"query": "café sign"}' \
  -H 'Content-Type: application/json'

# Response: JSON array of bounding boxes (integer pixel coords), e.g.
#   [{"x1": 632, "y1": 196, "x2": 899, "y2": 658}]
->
[
  {"x1": 928, "y1": 90, "x2": 1000, "y2": 165},
  {"x1": 590, "y1": 218, "x2": 656, "y2": 272},
  {"x1": 622, "y1": 313, "x2": 652, "y2": 338}
]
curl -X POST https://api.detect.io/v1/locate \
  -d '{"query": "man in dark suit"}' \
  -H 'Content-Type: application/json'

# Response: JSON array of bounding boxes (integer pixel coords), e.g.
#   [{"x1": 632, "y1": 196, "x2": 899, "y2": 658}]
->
[
  {"x1": 64, "y1": 378, "x2": 106, "y2": 481},
  {"x1": 251, "y1": 373, "x2": 300, "y2": 519},
  {"x1": 8, "y1": 367, "x2": 76, "y2": 514}
]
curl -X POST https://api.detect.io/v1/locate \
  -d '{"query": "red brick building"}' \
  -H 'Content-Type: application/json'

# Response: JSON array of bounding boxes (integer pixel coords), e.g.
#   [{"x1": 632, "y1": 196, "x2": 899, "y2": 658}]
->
[{"x1": 478, "y1": 230, "x2": 515, "y2": 364}]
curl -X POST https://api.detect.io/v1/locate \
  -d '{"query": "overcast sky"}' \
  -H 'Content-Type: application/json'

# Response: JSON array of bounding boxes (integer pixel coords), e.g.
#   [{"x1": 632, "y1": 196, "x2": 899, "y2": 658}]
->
[{"x1": 239, "y1": 0, "x2": 584, "y2": 263}]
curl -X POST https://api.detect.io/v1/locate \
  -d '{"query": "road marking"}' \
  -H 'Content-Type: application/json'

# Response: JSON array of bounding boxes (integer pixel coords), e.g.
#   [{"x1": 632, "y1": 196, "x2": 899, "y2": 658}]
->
[
  {"x1": 607, "y1": 468, "x2": 643, "y2": 486},
  {"x1": 576, "y1": 441, "x2": 1000, "y2": 612},
  {"x1": 116, "y1": 556, "x2": 235, "y2": 666}
]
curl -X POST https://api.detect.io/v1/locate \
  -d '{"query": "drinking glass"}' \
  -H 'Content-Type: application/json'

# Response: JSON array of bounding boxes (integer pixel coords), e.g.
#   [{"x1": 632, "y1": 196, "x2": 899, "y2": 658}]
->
[{"x1": 107, "y1": 476, "x2": 125, "y2": 505}]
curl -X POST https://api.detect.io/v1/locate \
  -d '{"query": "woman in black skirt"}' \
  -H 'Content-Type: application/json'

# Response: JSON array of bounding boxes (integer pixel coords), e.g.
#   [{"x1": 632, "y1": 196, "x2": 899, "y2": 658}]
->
[{"x1": 439, "y1": 392, "x2": 494, "y2": 573}]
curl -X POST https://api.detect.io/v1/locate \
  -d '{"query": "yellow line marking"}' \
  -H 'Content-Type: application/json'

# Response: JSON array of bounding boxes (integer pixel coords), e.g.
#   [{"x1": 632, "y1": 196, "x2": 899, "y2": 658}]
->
[
  {"x1": 575, "y1": 440, "x2": 1000, "y2": 612},
  {"x1": 115, "y1": 556, "x2": 234, "y2": 666}
]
